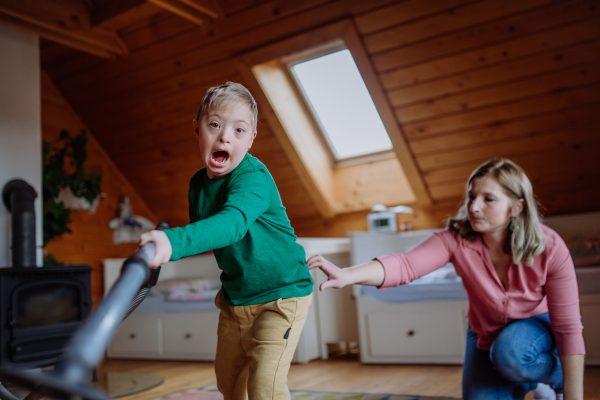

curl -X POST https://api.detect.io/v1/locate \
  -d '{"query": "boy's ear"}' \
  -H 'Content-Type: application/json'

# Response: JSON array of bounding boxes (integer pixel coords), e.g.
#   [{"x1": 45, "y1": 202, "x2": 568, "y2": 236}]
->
[
  {"x1": 248, "y1": 131, "x2": 257, "y2": 149},
  {"x1": 192, "y1": 119, "x2": 199, "y2": 136}
]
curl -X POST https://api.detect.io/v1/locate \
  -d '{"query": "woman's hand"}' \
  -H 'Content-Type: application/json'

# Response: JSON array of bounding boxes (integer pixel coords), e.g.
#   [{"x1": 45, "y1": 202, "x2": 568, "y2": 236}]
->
[
  {"x1": 307, "y1": 255, "x2": 352, "y2": 291},
  {"x1": 139, "y1": 230, "x2": 172, "y2": 268},
  {"x1": 308, "y1": 256, "x2": 387, "y2": 290}
]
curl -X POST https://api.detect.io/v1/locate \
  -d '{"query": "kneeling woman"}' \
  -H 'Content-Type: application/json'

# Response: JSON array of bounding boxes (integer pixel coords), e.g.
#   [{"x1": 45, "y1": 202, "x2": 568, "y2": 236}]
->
[{"x1": 308, "y1": 159, "x2": 584, "y2": 400}]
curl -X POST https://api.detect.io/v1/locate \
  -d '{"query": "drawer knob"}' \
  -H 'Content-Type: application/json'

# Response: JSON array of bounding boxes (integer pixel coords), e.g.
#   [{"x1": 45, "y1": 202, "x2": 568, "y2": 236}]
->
[
  {"x1": 185, "y1": 333, "x2": 192, "y2": 339},
  {"x1": 407, "y1": 330, "x2": 415, "y2": 337},
  {"x1": 129, "y1": 333, "x2": 136, "y2": 339}
]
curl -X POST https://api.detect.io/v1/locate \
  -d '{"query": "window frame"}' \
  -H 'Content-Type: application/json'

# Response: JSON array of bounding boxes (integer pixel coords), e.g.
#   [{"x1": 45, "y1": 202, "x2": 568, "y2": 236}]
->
[
  {"x1": 281, "y1": 41, "x2": 396, "y2": 168},
  {"x1": 236, "y1": 20, "x2": 431, "y2": 218}
]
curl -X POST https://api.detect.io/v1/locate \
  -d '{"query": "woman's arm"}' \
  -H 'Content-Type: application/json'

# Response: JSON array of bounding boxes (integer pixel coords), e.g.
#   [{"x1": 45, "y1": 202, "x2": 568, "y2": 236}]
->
[
  {"x1": 306, "y1": 256, "x2": 385, "y2": 291},
  {"x1": 560, "y1": 354, "x2": 584, "y2": 400},
  {"x1": 543, "y1": 230, "x2": 585, "y2": 398},
  {"x1": 307, "y1": 231, "x2": 457, "y2": 291}
]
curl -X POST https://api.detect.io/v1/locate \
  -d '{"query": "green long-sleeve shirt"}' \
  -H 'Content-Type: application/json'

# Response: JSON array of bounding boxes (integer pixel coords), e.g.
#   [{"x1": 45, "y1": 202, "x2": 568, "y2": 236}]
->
[{"x1": 164, "y1": 153, "x2": 313, "y2": 306}]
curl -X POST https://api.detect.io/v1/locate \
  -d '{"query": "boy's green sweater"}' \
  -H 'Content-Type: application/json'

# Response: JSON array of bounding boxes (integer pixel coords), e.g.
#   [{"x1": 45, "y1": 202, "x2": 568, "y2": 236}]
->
[{"x1": 163, "y1": 153, "x2": 313, "y2": 306}]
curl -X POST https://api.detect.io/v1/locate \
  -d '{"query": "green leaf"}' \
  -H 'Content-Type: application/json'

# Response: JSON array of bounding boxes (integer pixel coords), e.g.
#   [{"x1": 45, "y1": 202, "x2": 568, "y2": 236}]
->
[
  {"x1": 42, "y1": 128, "x2": 102, "y2": 247},
  {"x1": 43, "y1": 253, "x2": 64, "y2": 266}
]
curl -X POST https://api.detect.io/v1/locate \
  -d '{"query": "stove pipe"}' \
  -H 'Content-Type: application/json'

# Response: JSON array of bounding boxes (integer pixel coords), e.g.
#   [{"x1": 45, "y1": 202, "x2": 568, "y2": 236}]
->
[{"x1": 2, "y1": 179, "x2": 38, "y2": 267}]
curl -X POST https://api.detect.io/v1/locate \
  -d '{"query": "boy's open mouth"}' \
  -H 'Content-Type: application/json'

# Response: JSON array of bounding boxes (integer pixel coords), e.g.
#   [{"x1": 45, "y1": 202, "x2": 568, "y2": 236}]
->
[{"x1": 212, "y1": 150, "x2": 229, "y2": 165}]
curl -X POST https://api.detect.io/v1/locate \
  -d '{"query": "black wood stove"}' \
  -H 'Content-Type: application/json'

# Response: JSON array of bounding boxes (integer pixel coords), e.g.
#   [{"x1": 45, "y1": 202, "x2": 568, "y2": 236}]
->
[{"x1": 1, "y1": 179, "x2": 91, "y2": 370}]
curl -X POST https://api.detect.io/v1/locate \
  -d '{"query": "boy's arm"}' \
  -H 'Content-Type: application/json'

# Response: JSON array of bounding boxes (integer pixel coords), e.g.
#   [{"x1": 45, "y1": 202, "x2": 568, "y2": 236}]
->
[
  {"x1": 140, "y1": 172, "x2": 202, "y2": 267},
  {"x1": 165, "y1": 169, "x2": 270, "y2": 261}
]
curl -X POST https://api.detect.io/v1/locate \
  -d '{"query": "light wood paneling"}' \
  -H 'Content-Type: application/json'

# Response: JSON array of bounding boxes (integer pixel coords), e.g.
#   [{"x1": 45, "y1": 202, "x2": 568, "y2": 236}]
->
[
  {"x1": 0, "y1": 0, "x2": 130, "y2": 58},
  {"x1": 55, "y1": 0, "x2": 344, "y2": 98},
  {"x1": 391, "y1": 21, "x2": 600, "y2": 105},
  {"x1": 145, "y1": 0, "x2": 221, "y2": 25},
  {"x1": 363, "y1": 0, "x2": 554, "y2": 54},
  {"x1": 40, "y1": 0, "x2": 600, "y2": 237},
  {"x1": 41, "y1": 72, "x2": 158, "y2": 307},
  {"x1": 396, "y1": 62, "x2": 600, "y2": 122},
  {"x1": 402, "y1": 83, "x2": 600, "y2": 139},
  {"x1": 418, "y1": 127, "x2": 599, "y2": 172},
  {"x1": 355, "y1": 0, "x2": 470, "y2": 36},
  {"x1": 411, "y1": 103, "x2": 600, "y2": 156},
  {"x1": 388, "y1": 38, "x2": 600, "y2": 108}
]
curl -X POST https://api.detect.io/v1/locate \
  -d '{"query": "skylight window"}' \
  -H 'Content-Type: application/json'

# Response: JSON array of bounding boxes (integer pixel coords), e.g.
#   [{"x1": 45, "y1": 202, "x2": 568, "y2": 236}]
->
[{"x1": 291, "y1": 49, "x2": 393, "y2": 160}]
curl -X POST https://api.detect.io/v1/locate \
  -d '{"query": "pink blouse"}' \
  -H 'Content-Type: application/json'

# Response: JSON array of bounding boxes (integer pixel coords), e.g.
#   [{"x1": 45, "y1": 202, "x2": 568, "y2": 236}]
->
[{"x1": 377, "y1": 225, "x2": 585, "y2": 356}]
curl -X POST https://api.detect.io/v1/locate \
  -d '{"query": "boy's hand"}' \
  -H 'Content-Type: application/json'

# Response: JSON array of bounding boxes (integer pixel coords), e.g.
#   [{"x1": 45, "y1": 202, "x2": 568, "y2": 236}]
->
[
  {"x1": 139, "y1": 230, "x2": 172, "y2": 268},
  {"x1": 307, "y1": 255, "x2": 350, "y2": 291}
]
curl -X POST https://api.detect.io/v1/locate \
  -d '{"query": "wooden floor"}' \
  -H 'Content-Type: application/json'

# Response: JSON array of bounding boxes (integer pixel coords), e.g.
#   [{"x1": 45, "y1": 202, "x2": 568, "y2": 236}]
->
[{"x1": 98, "y1": 355, "x2": 600, "y2": 399}]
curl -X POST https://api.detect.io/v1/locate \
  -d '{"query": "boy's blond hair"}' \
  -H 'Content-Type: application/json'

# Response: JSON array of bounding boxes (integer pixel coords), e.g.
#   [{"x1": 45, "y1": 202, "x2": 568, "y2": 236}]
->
[
  {"x1": 447, "y1": 158, "x2": 546, "y2": 266},
  {"x1": 196, "y1": 82, "x2": 258, "y2": 132}
]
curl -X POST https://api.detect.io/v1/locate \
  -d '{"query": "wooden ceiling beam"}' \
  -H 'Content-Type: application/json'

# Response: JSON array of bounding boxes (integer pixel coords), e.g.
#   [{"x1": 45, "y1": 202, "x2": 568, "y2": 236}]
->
[
  {"x1": 91, "y1": 0, "x2": 146, "y2": 27},
  {"x1": 146, "y1": 0, "x2": 220, "y2": 25},
  {"x1": 0, "y1": 0, "x2": 128, "y2": 59}
]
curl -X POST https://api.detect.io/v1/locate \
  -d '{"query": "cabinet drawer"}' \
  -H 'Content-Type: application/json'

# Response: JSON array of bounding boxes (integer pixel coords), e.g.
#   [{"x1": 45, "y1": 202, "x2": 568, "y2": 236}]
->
[
  {"x1": 109, "y1": 315, "x2": 161, "y2": 355},
  {"x1": 162, "y1": 312, "x2": 219, "y2": 358},
  {"x1": 366, "y1": 307, "x2": 465, "y2": 358}
]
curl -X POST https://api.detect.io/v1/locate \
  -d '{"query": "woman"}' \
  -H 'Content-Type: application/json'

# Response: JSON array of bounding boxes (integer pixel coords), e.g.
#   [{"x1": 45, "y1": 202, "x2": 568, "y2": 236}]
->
[{"x1": 308, "y1": 159, "x2": 584, "y2": 400}]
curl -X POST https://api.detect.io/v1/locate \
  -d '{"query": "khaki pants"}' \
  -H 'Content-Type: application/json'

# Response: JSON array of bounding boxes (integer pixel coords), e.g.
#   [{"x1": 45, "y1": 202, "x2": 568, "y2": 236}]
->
[{"x1": 214, "y1": 290, "x2": 312, "y2": 400}]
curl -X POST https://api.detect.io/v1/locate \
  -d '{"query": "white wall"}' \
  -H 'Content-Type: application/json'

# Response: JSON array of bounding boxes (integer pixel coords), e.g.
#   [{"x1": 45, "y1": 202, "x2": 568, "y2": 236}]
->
[{"x1": 0, "y1": 23, "x2": 42, "y2": 267}]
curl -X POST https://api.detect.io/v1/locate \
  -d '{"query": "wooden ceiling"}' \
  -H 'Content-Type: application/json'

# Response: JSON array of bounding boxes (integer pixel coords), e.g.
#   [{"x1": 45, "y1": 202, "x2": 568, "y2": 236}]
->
[{"x1": 13, "y1": 0, "x2": 600, "y2": 232}]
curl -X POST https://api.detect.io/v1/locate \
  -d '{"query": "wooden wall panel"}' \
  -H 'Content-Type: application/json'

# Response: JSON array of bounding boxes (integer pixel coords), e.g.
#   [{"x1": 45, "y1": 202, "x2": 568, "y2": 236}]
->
[
  {"x1": 40, "y1": 0, "x2": 600, "y2": 241},
  {"x1": 411, "y1": 103, "x2": 600, "y2": 155},
  {"x1": 374, "y1": 0, "x2": 598, "y2": 76},
  {"x1": 396, "y1": 63, "x2": 600, "y2": 121},
  {"x1": 363, "y1": 0, "x2": 553, "y2": 54},
  {"x1": 389, "y1": 38, "x2": 600, "y2": 108},
  {"x1": 55, "y1": 0, "x2": 348, "y2": 101},
  {"x1": 41, "y1": 72, "x2": 159, "y2": 307},
  {"x1": 402, "y1": 84, "x2": 600, "y2": 138}
]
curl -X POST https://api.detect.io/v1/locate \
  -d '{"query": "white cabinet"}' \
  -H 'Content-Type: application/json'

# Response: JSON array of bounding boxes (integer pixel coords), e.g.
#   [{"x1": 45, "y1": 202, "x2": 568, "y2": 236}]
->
[
  {"x1": 296, "y1": 238, "x2": 352, "y2": 360},
  {"x1": 105, "y1": 255, "x2": 222, "y2": 361},
  {"x1": 365, "y1": 301, "x2": 468, "y2": 362},
  {"x1": 580, "y1": 294, "x2": 600, "y2": 365},
  {"x1": 162, "y1": 312, "x2": 219, "y2": 359},
  {"x1": 108, "y1": 315, "x2": 162, "y2": 357},
  {"x1": 107, "y1": 311, "x2": 220, "y2": 361},
  {"x1": 161, "y1": 311, "x2": 219, "y2": 361},
  {"x1": 350, "y1": 230, "x2": 470, "y2": 364}
]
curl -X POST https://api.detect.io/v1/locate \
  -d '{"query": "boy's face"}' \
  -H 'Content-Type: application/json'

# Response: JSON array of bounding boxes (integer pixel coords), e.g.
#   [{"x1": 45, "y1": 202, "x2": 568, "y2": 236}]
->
[{"x1": 193, "y1": 101, "x2": 257, "y2": 179}]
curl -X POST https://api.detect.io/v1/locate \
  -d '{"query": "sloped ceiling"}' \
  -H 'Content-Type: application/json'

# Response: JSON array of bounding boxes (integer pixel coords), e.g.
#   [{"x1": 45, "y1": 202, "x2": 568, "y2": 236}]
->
[{"x1": 18, "y1": 0, "x2": 600, "y2": 231}]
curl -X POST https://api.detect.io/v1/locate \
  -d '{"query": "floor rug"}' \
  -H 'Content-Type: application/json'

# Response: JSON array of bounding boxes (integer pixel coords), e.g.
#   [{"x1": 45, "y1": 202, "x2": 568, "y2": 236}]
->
[{"x1": 152, "y1": 384, "x2": 460, "y2": 400}]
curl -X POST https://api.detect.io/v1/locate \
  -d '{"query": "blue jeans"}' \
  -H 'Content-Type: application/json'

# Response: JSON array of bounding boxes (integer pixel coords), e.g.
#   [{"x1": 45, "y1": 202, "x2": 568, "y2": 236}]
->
[{"x1": 463, "y1": 313, "x2": 563, "y2": 399}]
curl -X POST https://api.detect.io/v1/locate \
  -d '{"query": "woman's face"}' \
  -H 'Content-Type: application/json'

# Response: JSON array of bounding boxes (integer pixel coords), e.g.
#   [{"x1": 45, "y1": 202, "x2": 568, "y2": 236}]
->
[{"x1": 467, "y1": 176, "x2": 519, "y2": 237}]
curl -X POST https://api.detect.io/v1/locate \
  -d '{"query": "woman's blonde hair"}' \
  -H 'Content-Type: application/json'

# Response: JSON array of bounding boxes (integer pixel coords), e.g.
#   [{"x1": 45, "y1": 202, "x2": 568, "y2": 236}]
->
[{"x1": 447, "y1": 158, "x2": 545, "y2": 266}]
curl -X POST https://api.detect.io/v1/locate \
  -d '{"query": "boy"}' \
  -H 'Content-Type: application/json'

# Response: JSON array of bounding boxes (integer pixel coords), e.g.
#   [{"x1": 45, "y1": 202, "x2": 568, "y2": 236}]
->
[{"x1": 140, "y1": 82, "x2": 313, "y2": 400}]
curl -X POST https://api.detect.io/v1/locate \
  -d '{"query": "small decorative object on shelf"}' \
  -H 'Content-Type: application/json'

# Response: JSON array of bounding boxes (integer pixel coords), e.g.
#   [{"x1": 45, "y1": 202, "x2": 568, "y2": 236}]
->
[
  {"x1": 367, "y1": 204, "x2": 414, "y2": 233},
  {"x1": 108, "y1": 196, "x2": 155, "y2": 244}
]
